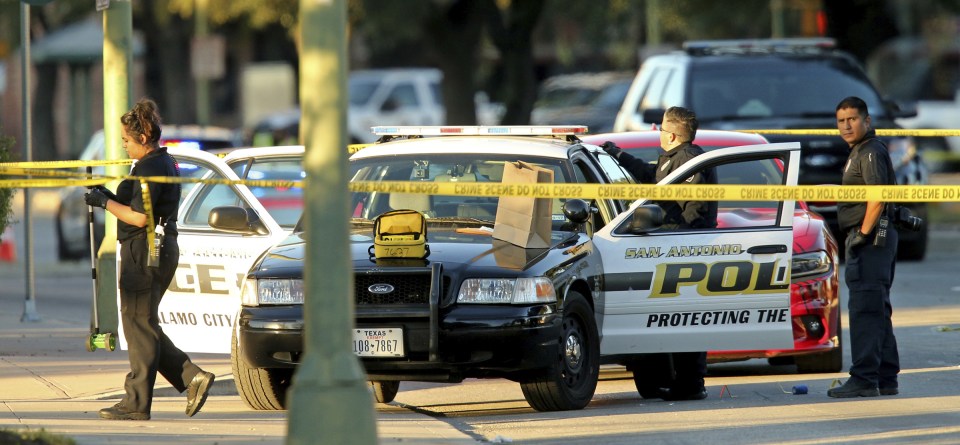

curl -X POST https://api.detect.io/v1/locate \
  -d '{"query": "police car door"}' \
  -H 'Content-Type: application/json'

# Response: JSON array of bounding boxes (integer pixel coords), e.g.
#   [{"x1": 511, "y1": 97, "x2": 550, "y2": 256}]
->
[
  {"x1": 117, "y1": 147, "x2": 302, "y2": 354},
  {"x1": 594, "y1": 142, "x2": 801, "y2": 354}
]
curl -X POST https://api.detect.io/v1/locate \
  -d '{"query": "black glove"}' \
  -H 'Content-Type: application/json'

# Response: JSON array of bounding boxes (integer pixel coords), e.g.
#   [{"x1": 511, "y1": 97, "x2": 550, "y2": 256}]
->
[
  {"x1": 84, "y1": 188, "x2": 109, "y2": 209},
  {"x1": 86, "y1": 185, "x2": 118, "y2": 202},
  {"x1": 847, "y1": 229, "x2": 869, "y2": 250},
  {"x1": 600, "y1": 141, "x2": 622, "y2": 158}
]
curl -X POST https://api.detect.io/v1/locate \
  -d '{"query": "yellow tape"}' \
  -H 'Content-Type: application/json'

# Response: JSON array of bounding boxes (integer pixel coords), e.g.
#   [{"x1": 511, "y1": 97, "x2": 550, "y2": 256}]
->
[
  {"x1": 348, "y1": 143, "x2": 371, "y2": 154},
  {"x1": 348, "y1": 181, "x2": 960, "y2": 203},
  {"x1": 0, "y1": 159, "x2": 133, "y2": 169},
  {"x1": 738, "y1": 128, "x2": 960, "y2": 137}
]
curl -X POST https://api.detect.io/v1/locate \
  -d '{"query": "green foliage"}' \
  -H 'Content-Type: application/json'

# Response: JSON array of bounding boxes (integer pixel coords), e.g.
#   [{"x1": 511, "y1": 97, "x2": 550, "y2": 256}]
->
[
  {"x1": 0, "y1": 429, "x2": 76, "y2": 445},
  {"x1": 0, "y1": 132, "x2": 14, "y2": 234}
]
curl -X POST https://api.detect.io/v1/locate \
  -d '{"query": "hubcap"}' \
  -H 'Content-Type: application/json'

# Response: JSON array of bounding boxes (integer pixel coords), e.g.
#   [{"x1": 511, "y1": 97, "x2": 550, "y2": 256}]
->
[{"x1": 564, "y1": 329, "x2": 583, "y2": 373}]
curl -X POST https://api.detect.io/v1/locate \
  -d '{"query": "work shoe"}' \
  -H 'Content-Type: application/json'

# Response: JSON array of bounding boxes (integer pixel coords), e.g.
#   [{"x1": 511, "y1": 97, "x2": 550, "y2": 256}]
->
[
  {"x1": 99, "y1": 403, "x2": 150, "y2": 421},
  {"x1": 660, "y1": 387, "x2": 708, "y2": 401},
  {"x1": 879, "y1": 386, "x2": 899, "y2": 396},
  {"x1": 185, "y1": 371, "x2": 215, "y2": 417},
  {"x1": 827, "y1": 380, "x2": 879, "y2": 398}
]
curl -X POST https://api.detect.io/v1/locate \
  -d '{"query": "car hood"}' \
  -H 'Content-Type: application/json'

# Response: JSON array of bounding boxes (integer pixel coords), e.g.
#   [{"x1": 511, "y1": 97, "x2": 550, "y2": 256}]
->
[{"x1": 253, "y1": 226, "x2": 572, "y2": 277}]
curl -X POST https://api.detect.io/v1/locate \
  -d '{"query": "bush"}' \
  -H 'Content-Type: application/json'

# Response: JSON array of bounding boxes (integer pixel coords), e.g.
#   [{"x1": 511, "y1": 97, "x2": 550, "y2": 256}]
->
[
  {"x1": 0, "y1": 429, "x2": 76, "y2": 445},
  {"x1": 0, "y1": 133, "x2": 14, "y2": 233}
]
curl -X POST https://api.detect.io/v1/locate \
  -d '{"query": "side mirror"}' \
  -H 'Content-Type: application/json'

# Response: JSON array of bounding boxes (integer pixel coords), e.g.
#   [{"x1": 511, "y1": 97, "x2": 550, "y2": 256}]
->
[
  {"x1": 561, "y1": 199, "x2": 598, "y2": 235},
  {"x1": 627, "y1": 204, "x2": 664, "y2": 234},
  {"x1": 208, "y1": 206, "x2": 269, "y2": 235}
]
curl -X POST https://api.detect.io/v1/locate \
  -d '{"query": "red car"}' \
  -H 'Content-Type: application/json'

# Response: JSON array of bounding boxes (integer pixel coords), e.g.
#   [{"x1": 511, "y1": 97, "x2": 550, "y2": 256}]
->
[{"x1": 583, "y1": 130, "x2": 841, "y2": 373}]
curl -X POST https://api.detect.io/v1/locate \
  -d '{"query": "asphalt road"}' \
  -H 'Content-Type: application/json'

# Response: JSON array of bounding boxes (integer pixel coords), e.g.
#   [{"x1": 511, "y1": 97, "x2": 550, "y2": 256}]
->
[{"x1": 3, "y1": 190, "x2": 960, "y2": 444}]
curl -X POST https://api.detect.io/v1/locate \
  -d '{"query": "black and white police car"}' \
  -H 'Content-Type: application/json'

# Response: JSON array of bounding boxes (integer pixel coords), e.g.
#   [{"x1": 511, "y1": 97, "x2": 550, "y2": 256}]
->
[{"x1": 186, "y1": 126, "x2": 803, "y2": 412}]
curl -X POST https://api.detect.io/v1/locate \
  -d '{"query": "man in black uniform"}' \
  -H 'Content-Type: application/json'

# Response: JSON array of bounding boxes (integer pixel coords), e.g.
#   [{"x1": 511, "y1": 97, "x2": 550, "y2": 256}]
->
[
  {"x1": 828, "y1": 96, "x2": 900, "y2": 398},
  {"x1": 602, "y1": 106, "x2": 717, "y2": 401},
  {"x1": 84, "y1": 99, "x2": 215, "y2": 420}
]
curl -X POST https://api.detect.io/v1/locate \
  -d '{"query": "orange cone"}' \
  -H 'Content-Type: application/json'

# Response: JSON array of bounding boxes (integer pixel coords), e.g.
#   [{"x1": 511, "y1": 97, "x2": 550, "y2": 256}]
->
[{"x1": 0, "y1": 226, "x2": 16, "y2": 262}]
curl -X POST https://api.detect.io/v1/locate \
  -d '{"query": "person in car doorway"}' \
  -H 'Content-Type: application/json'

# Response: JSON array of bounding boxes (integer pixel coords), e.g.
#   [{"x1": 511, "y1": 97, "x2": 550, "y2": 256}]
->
[
  {"x1": 84, "y1": 98, "x2": 215, "y2": 420},
  {"x1": 828, "y1": 96, "x2": 900, "y2": 398},
  {"x1": 601, "y1": 106, "x2": 717, "y2": 401}
]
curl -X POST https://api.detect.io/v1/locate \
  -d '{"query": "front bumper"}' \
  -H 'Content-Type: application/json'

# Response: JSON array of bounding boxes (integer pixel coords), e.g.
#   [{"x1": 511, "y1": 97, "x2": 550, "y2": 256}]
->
[{"x1": 237, "y1": 303, "x2": 562, "y2": 382}]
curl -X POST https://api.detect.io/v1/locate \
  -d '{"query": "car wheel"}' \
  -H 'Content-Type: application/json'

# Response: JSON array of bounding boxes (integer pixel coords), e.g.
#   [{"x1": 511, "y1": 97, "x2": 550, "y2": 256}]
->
[
  {"x1": 231, "y1": 329, "x2": 292, "y2": 410},
  {"x1": 520, "y1": 291, "x2": 599, "y2": 412},
  {"x1": 369, "y1": 381, "x2": 400, "y2": 404},
  {"x1": 795, "y1": 315, "x2": 843, "y2": 373}
]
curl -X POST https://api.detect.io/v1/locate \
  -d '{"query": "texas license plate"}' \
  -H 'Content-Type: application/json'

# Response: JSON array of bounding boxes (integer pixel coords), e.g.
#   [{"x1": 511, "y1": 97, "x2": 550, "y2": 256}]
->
[{"x1": 352, "y1": 328, "x2": 404, "y2": 357}]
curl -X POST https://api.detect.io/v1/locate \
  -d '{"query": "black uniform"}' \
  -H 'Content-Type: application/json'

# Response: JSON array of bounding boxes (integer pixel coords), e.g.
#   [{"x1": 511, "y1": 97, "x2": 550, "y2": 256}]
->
[
  {"x1": 114, "y1": 147, "x2": 200, "y2": 414},
  {"x1": 617, "y1": 142, "x2": 718, "y2": 229},
  {"x1": 838, "y1": 129, "x2": 900, "y2": 390},
  {"x1": 617, "y1": 142, "x2": 717, "y2": 397}
]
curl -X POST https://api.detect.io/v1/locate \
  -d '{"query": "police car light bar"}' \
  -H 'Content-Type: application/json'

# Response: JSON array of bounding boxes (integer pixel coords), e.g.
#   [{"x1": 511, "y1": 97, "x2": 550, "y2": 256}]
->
[
  {"x1": 372, "y1": 125, "x2": 588, "y2": 136},
  {"x1": 683, "y1": 38, "x2": 836, "y2": 55}
]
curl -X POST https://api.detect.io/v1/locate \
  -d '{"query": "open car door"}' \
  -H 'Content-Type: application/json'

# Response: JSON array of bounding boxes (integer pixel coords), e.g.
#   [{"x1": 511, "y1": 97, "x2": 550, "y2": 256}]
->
[{"x1": 594, "y1": 142, "x2": 801, "y2": 354}]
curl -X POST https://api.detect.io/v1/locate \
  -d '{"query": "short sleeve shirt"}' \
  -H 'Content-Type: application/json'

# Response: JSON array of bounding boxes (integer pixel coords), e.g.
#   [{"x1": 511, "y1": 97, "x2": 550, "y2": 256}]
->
[
  {"x1": 837, "y1": 130, "x2": 896, "y2": 233},
  {"x1": 116, "y1": 148, "x2": 181, "y2": 241}
]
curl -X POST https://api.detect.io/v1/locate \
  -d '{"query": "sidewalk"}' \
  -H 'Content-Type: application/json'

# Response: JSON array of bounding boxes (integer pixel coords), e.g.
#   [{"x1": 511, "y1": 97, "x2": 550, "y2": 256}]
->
[{"x1": 0, "y1": 264, "x2": 477, "y2": 444}]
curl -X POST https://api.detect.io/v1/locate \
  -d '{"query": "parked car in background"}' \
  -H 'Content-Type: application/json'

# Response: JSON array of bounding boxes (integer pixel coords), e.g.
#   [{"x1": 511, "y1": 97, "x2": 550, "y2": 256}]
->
[
  {"x1": 347, "y1": 68, "x2": 445, "y2": 144},
  {"x1": 613, "y1": 38, "x2": 927, "y2": 260},
  {"x1": 867, "y1": 36, "x2": 960, "y2": 173},
  {"x1": 582, "y1": 130, "x2": 842, "y2": 373},
  {"x1": 531, "y1": 71, "x2": 634, "y2": 134},
  {"x1": 55, "y1": 126, "x2": 240, "y2": 260}
]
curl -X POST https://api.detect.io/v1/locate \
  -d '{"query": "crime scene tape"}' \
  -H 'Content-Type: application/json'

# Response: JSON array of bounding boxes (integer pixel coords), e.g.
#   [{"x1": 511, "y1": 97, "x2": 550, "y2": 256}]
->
[{"x1": 737, "y1": 128, "x2": 960, "y2": 137}]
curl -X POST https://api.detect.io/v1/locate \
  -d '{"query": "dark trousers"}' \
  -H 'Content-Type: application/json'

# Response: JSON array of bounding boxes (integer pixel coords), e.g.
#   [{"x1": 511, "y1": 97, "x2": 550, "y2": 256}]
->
[
  {"x1": 845, "y1": 227, "x2": 900, "y2": 388},
  {"x1": 633, "y1": 351, "x2": 707, "y2": 392},
  {"x1": 118, "y1": 235, "x2": 200, "y2": 413}
]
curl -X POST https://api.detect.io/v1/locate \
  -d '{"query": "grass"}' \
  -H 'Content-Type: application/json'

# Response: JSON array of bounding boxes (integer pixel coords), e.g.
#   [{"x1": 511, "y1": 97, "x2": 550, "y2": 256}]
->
[{"x1": 0, "y1": 429, "x2": 76, "y2": 445}]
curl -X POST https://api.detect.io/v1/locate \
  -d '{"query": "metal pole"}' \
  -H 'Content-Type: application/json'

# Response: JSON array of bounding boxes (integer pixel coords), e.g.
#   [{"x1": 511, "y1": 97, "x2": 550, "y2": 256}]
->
[
  {"x1": 771, "y1": 0, "x2": 785, "y2": 38},
  {"x1": 20, "y1": 1, "x2": 40, "y2": 322},
  {"x1": 287, "y1": 0, "x2": 377, "y2": 443}
]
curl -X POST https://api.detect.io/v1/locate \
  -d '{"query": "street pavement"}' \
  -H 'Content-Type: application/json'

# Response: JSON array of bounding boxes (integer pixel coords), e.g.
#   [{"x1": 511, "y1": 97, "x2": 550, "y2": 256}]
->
[{"x1": 0, "y1": 189, "x2": 478, "y2": 445}]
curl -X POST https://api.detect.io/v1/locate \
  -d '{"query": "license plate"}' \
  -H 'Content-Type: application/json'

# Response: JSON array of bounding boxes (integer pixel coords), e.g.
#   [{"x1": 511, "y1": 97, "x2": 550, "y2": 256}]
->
[{"x1": 352, "y1": 328, "x2": 404, "y2": 357}]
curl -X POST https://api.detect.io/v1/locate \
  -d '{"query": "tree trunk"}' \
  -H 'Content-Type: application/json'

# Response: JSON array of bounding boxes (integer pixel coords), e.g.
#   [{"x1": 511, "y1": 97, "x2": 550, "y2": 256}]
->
[
  {"x1": 425, "y1": 0, "x2": 484, "y2": 125},
  {"x1": 484, "y1": 0, "x2": 544, "y2": 125},
  {"x1": 32, "y1": 63, "x2": 57, "y2": 161}
]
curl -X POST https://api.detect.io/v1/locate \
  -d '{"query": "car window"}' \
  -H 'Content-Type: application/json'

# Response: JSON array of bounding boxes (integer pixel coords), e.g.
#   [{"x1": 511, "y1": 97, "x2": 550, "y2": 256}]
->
[
  {"x1": 639, "y1": 67, "x2": 673, "y2": 112},
  {"x1": 668, "y1": 156, "x2": 784, "y2": 230},
  {"x1": 229, "y1": 157, "x2": 304, "y2": 229},
  {"x1": 180, "y1": 171, "x2": 237, "y2": 228},
  {"x1": 349, "y1": 77, "x2": 379, "y2": 106},
  {"x1": 688, "y1": 59, "x2": 886, "y2": 120},
  {"x1": 386, "y1": 83, "x2": 419, "y2": 108},
  {"x1": 350, "y1": 154, "x2": 572, "y2": 225}
]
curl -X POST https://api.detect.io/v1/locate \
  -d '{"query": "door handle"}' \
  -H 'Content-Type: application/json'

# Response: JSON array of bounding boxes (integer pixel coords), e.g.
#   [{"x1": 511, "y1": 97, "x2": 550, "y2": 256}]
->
[{"x1": 747, "y1": 244, "x2": 788, "y2": 254}]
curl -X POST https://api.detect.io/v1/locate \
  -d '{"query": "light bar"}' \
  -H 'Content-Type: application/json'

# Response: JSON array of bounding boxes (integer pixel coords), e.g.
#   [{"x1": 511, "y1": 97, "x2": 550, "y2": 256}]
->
[
  {"x1": 684, "y1": 38, "x2": 836, "y2": 53},
  {"x1": 372, "y1": 125, "x2": 588, "y2": 136}
]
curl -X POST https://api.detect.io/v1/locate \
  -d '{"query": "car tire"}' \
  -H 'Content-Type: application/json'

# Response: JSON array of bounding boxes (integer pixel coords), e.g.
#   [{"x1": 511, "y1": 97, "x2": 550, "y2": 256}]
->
[
  {"x1": 795, "y1": 315, "x2": 843, "y2": 374},
  {"x1": 231, "y1": 329, "x2": 292, "y2": 410},
  {"x1": 520, "y1": 291, "x2": 599, "y2": 412},
  {"x1": 369, "y1": 381, "x2": 400, "y2": 404},
  {"x1": 55, "y1": 207, "x2": 78, "y2": 261}
]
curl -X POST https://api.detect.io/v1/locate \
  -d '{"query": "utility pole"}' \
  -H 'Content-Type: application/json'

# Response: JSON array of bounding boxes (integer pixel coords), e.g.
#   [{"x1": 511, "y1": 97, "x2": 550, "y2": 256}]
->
[
  {"x1": 287, "y1": 0, "x2": 378, "y2": 444},
  {"x1": 194, "y1": 0, "x2": 210, "y2": 126},
  {"x1": 19, "y1": 0, "x2": 40, "y2": 322},
  {"x1": 96, "y1": 0, "x2": 133, "y2": 335}
]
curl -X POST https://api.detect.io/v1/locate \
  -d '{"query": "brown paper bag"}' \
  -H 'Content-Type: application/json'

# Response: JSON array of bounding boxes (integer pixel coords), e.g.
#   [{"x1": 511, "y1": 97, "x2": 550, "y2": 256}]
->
[
  {"x1": 492, "y1": 161, "x2": 554, "y2": 248},
  {"x1": 492, "y1": 239, "x2": 548, "y2": 270}
]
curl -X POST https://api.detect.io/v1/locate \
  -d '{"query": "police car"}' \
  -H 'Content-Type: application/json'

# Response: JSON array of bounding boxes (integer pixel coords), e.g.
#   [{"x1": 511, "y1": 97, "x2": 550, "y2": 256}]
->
[{"x1": 181, "y1": 126, "x2": 804, "y2": 412}]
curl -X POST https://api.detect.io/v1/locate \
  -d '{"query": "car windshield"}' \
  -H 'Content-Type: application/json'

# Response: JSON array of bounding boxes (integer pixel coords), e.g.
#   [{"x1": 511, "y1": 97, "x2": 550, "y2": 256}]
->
[
  {"x1": 349, "y1": 153, "x2": 573, "y2": 225},
  {"x1": 689, "y1": 58, "x2": 886, "y2": 121}
]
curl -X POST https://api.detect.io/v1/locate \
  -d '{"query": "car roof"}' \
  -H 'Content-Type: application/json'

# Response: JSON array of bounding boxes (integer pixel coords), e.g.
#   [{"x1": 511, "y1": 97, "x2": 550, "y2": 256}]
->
[
  {"x1": 351, "y1": 135, "x2": 575, "y2": 160},
  {"x1": 582, "y1": 129, "x2": 768, "y2": 149}
]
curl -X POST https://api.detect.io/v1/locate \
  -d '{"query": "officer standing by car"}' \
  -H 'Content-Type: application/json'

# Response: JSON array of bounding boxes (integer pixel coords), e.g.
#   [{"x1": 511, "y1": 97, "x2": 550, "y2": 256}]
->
[
  {"x1": 602, "y1": 106, "x2": 716, "y2": 401},
  {"x1": 84, "y1": 98, "x2": 215, "y2": 420},
  {"x1": 828, "y1": 96, "x2": 901, "y2": 398}
]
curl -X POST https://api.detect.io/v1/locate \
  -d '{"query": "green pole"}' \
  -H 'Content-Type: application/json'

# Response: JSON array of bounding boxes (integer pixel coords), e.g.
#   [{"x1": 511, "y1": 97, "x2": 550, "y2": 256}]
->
[
  {"x1": 646, "y1": 0, "x2": 661, "y2": 46},
  {"x1": 96, "y1": 0, "x2": 133, "y2": 335},
  {"x1": 287, "y1": 0, "x2": 377, "y2": 444}
]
